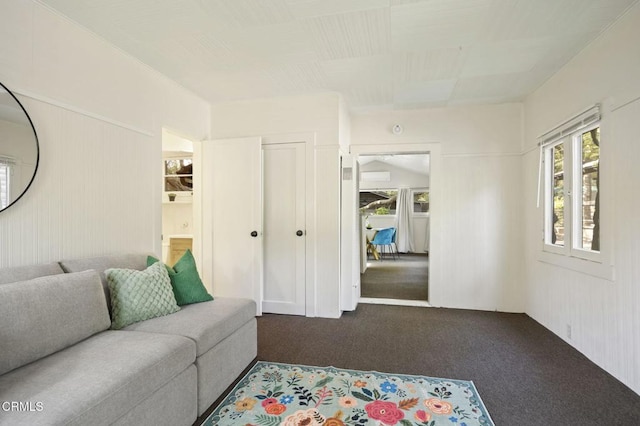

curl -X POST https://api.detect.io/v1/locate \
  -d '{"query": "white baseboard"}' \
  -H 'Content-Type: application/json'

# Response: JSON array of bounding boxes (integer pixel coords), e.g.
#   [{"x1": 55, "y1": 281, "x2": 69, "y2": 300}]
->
[{"x1": 359, "y1": 297, "x2": 431, "y2": 307}]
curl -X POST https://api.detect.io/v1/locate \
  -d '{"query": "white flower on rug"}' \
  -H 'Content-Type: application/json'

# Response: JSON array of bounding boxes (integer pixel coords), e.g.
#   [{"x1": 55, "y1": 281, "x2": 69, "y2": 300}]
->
[
  {"x1": 338, "y1": 396, "x2": 358, "y2": 408},
  {"x1": 281, "y1": 407, "x2": 325, "y2": 426}
]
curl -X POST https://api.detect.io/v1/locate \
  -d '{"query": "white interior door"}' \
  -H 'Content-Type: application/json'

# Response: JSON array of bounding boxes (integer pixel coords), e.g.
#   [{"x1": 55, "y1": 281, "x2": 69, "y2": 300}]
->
[
  {"x1": 207, "y1": 137, "x2": 263, "y2": 315},
  {"x1": 262, "y1": 143, "x2": 306, "y2": 315}
]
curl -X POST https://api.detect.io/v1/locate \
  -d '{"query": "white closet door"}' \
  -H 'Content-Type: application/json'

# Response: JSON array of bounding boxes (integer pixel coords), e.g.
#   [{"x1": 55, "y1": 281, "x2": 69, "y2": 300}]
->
[
  {"x1": 262, "y1": 143, "x2": 306, "y2": 315},
  {"x1": 206, "y1": 137, "x2": 263, "y2": 315}
]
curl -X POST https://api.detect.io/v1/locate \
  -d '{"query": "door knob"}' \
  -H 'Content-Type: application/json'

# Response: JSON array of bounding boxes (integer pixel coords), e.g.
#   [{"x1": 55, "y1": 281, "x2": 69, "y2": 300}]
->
[
  {"x1": 250, "y1": 231, "x2": 258, "y2": 237},
  {"x1": 296, "y1": 230, "x2": 304, "y2": 236}
]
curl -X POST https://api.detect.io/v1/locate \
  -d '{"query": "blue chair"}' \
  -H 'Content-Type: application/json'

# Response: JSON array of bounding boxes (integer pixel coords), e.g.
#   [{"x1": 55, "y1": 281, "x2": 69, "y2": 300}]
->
[
  {"x1": 370, "y1": 227, "x2": 397, "y2": 260},
  {"x1": 390, "y1": 228, "x2": 400, "y2": 259}
]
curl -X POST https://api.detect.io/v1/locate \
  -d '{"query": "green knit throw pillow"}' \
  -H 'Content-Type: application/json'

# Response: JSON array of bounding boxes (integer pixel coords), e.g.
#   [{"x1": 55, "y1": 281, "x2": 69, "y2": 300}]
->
[
  {"x1": 106, "y1": 261, "x2": 180, "y2": 330},
  {"x1": 147, "y1": 250, "x2": 213, "y2": 306}
]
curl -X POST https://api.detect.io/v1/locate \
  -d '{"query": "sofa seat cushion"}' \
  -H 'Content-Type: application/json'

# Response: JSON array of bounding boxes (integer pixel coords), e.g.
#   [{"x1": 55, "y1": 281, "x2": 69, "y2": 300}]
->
[
  {"x1": 0, "y1": 330, "x2": 195, "y2": 426},
  {"x1": 123, "y1": 297, "x2": 256, "y2": 357}
]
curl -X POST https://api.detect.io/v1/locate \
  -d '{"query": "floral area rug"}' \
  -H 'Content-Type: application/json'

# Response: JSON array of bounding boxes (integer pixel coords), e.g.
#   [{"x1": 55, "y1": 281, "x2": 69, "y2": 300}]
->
[{"x1": 204, "y1": 361, "x2": 494, "y2": 426}]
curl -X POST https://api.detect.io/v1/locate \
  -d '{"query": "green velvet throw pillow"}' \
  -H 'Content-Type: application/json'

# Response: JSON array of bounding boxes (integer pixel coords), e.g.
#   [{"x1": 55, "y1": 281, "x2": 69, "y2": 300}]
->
[
  {"x1": 147, "y1": 250, "x2": 213, "y2": 306},
  {"x1": 105, "y1": 261, "x2": 180, "y2": 330}
]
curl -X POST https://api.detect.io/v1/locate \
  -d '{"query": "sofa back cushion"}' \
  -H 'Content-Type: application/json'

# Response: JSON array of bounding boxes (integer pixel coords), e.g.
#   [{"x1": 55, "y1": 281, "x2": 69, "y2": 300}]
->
[
  {"x1": 59, "y1": 254, "x2": 148, "y2": 314},
  {"x1": 0, "y1": 270, "x2": 111, "y2": 375},
  {"x1": 0, "y1": 262, "x2": 65, "y2": 285}
]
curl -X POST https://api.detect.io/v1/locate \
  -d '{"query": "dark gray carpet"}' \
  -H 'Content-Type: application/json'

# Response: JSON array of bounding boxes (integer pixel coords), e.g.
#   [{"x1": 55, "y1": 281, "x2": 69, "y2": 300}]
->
[
  {"x1": 361, "y1": 253, "x2": 428, "y2": 301},
  {"x1": 254, "y1": 304, "x2": 640, "y2": 426}
]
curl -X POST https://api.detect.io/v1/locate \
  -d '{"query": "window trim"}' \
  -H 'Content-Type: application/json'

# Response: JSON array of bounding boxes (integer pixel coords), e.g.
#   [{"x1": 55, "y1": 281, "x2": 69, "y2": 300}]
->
[
  {"x1": 542, "y1": 121, "x2": 602, "y2": 263},
  {"x1": 542, "y1": 122, "x2": 601, "y2": 262}
]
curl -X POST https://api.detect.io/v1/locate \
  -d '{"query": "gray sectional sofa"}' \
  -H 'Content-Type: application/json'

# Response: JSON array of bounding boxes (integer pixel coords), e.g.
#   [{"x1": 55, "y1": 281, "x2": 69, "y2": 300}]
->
[{"x1": 0, "y1": 254, "x2": 257, "y2": 426}]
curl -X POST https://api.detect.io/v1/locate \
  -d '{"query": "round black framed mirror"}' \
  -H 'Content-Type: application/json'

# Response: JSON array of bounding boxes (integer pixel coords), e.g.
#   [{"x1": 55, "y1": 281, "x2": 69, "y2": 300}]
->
[{"x1": 0, "y1": 81, "x2": 39, "y2": 212}]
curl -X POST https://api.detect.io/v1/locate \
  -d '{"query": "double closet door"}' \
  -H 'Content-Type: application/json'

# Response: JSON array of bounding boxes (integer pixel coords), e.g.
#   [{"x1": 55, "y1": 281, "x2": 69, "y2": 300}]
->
[{"x1": 209, "y1": 137, "x2": 306, "y2": 316}]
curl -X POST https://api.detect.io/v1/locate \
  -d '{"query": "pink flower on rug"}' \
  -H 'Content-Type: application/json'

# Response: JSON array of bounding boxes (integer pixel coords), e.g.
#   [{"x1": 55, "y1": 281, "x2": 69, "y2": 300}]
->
[
  {"x1": 424, "y1": 398, "x2": 453, "y2": 415},
  {"x1": 261, "y1": 398, "x2": 277, "y2": 407},
  {"x1": 282, "y1": 408, "x2": 325, "y2": 426},
  {"x1": 364, "y1": 400, "x2": 405, "y2": 425},
  {"x1": 414, "y1": 409, "x2": 431, "y2": 422}
]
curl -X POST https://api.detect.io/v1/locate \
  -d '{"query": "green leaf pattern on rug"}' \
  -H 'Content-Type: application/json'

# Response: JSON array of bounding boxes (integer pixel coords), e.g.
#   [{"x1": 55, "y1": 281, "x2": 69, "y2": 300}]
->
[{"x1": 205, "y1": 362, "x2": 494, "y2": 426}]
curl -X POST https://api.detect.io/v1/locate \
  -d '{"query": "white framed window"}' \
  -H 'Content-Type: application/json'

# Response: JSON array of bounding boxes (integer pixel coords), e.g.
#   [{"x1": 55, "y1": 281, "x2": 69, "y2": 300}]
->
[
  {"x1": 0, "y1": 159, "x2": 13, "y2": 209},
  {"x1": 359, "y1": 189, "x2": 397, "y2": 216},
  {"x1": 543, "y1": 124, "x2": 600, "y2": 261},
  {"x1": 412, "y1": 189, "x2": 429, "y2": 215},
  {"x1": 539, "y1": 105, "x2": 607, "y2": 274},
  {"x1": 163, "y1": 157, "x2": 193, "y2": 192}
]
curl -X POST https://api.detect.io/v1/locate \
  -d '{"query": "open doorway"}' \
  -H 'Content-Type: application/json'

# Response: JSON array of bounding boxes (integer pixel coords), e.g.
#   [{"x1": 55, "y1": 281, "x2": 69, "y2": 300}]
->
[
  {"x1": 357, "y1": 153, "x2": 430, "y2": 306},
  {"x1": 161, "y1": 129, "x2": 196, "y2": 266}
]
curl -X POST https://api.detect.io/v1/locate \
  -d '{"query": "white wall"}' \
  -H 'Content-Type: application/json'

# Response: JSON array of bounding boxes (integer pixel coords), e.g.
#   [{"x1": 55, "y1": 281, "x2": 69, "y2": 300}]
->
[
  {"x1": 339, "y1": 96, "x2": 360, "y2": 311},
  {"x1": 208, "y1": 93, "x2": 342, "y2": 318},
  {"x1": 0, "y1": 0, "x2": 210, "y2": 267},
  {"x1": 359, "y1": 160, "x2": 429, "y2": 190},
  {"x1": 523, "y1": 2, "x2": 640, "y2": 395},
  {"x1": 351, "y1": 103, "x2": 524, "y2": 312}
]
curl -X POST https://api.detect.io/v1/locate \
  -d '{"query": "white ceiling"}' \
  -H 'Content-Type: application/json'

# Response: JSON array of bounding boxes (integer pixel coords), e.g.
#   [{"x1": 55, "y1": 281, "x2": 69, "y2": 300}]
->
[{"x1": 38, "y1": 0, "x2": 638, "y2": 111}]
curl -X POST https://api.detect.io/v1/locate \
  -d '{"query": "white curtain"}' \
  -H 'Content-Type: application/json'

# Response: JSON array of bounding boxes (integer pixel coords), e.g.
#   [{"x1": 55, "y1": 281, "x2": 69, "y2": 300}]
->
[{"x1": 395, "y1": 188, "x2": 414, "y2": 253}]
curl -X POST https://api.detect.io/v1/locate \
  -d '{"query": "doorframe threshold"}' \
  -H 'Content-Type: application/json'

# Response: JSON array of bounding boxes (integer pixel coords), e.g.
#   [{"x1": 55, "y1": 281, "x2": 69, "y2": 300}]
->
[{"x1": 359, "y1": 297, "x2": 431, "y2": 308}]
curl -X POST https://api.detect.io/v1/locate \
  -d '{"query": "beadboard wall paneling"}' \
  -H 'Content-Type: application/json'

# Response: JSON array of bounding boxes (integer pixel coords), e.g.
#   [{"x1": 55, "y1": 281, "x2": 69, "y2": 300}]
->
[
  {"x1": 314, "y1": 146, "x2": 341, "y2": 318},
  {"x1": 523, "y1": 2, "x2": 640, "y2": 395},
  {"x1": 350, "y1": 103, "x2": 525, "y2": 313},
  {"x1": 0, "y1": 99, "x2": 157, "y2": 267},
  {"x1": 435, "y1": 153, "x2": 523, "y2": 311}
]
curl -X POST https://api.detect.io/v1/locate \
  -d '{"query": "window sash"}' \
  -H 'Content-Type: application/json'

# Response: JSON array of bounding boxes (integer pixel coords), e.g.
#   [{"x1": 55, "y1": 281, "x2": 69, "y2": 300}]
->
[
  {"x1": 542, "y1": 122, "x2": 602, "y2": 262},
  {"x1": 543, "y1": 141, "x2": 568, "y2": 255},
  {"x1": 569, "y1": 123, "x2": 601, "y2": 261}
]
